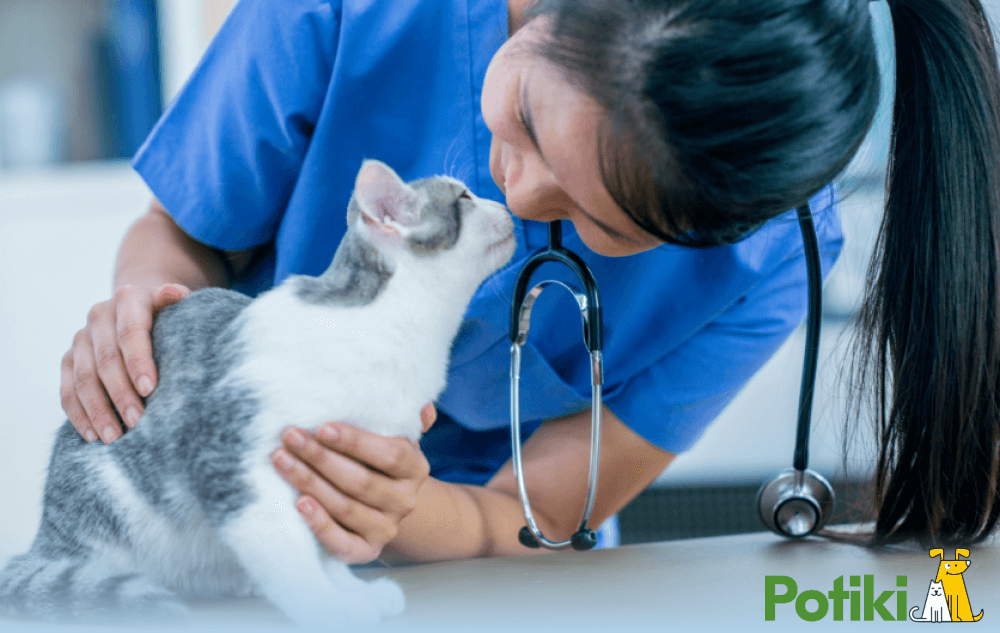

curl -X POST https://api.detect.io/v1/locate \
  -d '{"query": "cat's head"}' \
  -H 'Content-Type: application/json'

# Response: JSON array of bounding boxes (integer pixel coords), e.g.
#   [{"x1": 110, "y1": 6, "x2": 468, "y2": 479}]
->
[
  {"x1": 929, "y1": 581, "x2": 944, "y2": 596},
  {"x1": 345, "y1": 160, "x2": 516, "y2": 288}
]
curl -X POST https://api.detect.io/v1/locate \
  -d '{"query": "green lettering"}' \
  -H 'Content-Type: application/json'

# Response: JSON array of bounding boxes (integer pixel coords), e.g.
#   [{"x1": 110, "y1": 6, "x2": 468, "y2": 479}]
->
[
  {"x1": 765, "y1": 576, "x2": 797, "y2": 621},
  {"x1": 864, "y1": 574, "x2": 895, "y2": 621},
  {"x1": 850, "y1": 575, "x2": 861, "y2": 621},
  {"x1": 827, "y1": 575, "x2": 849, "y2": 621},
  {"x1": 796, "y1": 590, "x2": 829, "y2": 622},
  {"x1": 896, "y1": 576, "x2": 907, "y2": 621}
]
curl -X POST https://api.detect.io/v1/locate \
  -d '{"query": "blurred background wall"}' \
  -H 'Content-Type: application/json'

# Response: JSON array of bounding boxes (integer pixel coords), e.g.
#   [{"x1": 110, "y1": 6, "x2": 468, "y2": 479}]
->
[
  {"x1": 0, "y1": 0, "x2": 237, "y2": 559},
  {"x1": 1, "y1": 1, "x2": 999, "y2": 555},
  {"x1": 0, "y1": 0, "x2": 237, "y2": 168}
]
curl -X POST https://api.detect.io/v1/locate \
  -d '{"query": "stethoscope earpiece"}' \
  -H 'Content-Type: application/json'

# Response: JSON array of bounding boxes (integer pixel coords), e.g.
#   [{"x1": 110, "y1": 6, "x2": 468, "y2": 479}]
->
[{"x1": 756, "y1": 468, "x2": 835, "y2": 537}]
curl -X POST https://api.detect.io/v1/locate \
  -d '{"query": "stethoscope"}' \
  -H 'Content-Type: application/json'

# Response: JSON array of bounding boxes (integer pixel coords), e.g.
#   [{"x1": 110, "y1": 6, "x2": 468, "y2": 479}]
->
[{"x1": 509, "y1": 203, "x2": 834, "y2": 550}]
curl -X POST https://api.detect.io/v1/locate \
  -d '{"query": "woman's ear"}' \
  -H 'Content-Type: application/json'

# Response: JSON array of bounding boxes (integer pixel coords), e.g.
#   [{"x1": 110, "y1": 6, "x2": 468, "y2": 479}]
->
[{"x1": 353, "y1": 160, "x2": 425, "y2": 228}]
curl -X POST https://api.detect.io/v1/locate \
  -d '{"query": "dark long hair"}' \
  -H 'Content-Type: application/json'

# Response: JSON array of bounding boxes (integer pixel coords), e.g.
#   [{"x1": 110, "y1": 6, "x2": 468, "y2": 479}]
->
[
  {"x1": 534, "y1": 0, "x2": 1000, "y2": 545},
  {"x1": 858, "y1": 0, "x2": 1000, "y2": 545},
  {"x1": 533, "y1": 0, "x2": 879, "y2": 246}
]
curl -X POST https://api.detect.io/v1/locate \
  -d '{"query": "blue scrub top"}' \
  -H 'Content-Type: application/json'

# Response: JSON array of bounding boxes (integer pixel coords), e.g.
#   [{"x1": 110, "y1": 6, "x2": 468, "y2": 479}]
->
[{"x1": 132, "y1": 0, "x2": 843, "y2": 486}]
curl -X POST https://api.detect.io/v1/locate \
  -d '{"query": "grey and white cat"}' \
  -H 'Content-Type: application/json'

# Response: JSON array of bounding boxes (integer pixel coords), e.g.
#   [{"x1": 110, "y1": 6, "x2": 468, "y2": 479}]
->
[{"x1": 0, "y1": 160, "x2": 516, "y2": 627}]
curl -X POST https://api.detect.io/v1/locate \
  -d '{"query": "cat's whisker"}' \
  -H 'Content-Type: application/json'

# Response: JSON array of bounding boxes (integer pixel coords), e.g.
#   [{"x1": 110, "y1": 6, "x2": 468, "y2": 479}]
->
[
  {"x1": 442, "y1": 138, "x2": 478, "y2": 188},
  {"x1": 483, "y1": 271, "x2": 511, "y2": 304},
  {"x1": 443, "y1": 136, "x2": 461, "y2": 178}
]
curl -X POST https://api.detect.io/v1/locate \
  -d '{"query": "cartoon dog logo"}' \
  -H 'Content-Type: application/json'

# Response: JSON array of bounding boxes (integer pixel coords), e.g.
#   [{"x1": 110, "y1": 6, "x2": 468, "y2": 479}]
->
[{"x1": 909, "y1": 549, "x2": 984, "y2": 623}]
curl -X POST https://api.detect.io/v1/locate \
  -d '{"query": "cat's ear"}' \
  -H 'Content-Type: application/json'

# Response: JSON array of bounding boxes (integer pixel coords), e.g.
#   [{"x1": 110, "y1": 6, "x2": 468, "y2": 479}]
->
[{"x1": 353, "y1": 160, "x2": 425, "y2": 235}]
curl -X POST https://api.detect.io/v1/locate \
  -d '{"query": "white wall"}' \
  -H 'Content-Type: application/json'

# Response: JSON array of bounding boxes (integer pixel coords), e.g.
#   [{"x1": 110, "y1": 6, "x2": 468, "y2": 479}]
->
[{"x1": 0, "y1": 163, "x2": 152, "y2": 558}]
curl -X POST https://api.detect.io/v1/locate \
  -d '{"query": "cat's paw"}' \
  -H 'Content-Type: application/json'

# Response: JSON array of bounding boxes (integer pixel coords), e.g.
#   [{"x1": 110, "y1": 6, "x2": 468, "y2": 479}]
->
[{"x1": 367, "y1": 577, "x2": 405, "y2": 619}]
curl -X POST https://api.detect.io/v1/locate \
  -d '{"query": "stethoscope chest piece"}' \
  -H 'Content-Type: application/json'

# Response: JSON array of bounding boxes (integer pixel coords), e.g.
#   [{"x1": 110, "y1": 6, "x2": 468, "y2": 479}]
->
[
  {"x1": 756, "y1": 468, "x2": 835, "y2": 537},
  {"x1": 755, "y1": 203, "x2": 836, "y2": 539}
]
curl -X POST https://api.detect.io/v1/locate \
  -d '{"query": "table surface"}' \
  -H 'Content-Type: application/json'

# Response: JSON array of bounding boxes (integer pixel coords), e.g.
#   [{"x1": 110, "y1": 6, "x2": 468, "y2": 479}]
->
[
  {"x1": 361, "y1": 531, "x2": 998, "y2": 631},
  {"x1": 6, "y1": 529, "x2": 990, "y2": 632}
]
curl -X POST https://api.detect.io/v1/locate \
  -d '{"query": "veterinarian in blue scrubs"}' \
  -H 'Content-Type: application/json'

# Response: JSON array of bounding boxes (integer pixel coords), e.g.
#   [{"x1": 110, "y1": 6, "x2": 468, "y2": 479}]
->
[
  {"x1": 60, "y1": 0, "x2": 1000, "y2": 557},
  {"x1": 59, "y1": 0, "x2": 845, "y2": 562}
]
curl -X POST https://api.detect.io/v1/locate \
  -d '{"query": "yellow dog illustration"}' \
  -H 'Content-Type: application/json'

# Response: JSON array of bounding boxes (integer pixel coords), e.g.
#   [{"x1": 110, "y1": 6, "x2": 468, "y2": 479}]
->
[{"x1": 929, "y1": 549, "x2": 984, "y2": 622}]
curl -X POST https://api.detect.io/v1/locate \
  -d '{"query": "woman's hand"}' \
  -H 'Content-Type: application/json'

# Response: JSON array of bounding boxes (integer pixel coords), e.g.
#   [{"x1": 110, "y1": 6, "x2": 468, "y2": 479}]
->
[
  {"x1": 272, "y1": 404, "x2": 437, "y2": 564},
  {"x1": 60, "y1": 283, "x2": 191, "y2": 443}
]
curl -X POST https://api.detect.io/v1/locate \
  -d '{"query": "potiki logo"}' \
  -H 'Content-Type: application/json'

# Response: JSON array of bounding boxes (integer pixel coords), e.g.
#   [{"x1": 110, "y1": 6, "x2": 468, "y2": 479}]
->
[
  {"x1": 909, "y1": 549, "x2": 983, "y2": 623},
  {"x1": 764, "y1": 549, "x2": 983, "y2": 623}
]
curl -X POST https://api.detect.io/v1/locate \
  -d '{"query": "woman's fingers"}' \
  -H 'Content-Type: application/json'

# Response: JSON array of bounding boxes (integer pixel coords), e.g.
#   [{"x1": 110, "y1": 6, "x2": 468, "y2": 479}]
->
[
  {"x1": 281, "y1": 428, "x2": 408, "y2": 515},
  {"x1": 59, "y1": 283, "x2": 191, "y2": 443},
  {"x1": 293, "y1": 495, "x2": 382, "y2": 565},
  {"x1": 274, "y1": 421, "x2": 434, "y2": 563},
  {"x1": 87, "y1": 290, "x2": 147, "y2": 431},
  {"x1": 316, "y1": 422, "x2": 430, "y2": 483},
  {"x1": 71, "y1": 326, "x2": 122, "y2": 444},
  {"x1": 115, "y1": 286, "x2": 158, "y2": 399},
  {"x1": 271, "y1": 445, "x2": 398, "y2": 560},
  {"x1": 60, "y1": 349, "x2": 97, "y2": 442},
  {"x1": 420, "y1": 403, "x2": 437, "y2": 433},
  {"x1": 118, "y1": 283, "x2": 190, "y2": 398},
  {"x1": 151, "y1": 283, "x2": 191, "y2": 311}
]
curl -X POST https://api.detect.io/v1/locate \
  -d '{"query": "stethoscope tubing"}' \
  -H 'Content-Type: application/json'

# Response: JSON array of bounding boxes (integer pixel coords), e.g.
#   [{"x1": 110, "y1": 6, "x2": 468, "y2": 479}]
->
[
  {"x1": 793, "y1": 204, "x2": 822, "y2": 472},
  {"x1": 509, "y1": 221, "x2": 604, "y2": 550},
  {"x1": 510, "y1": 205, "x2": 829, "y2": 546}
]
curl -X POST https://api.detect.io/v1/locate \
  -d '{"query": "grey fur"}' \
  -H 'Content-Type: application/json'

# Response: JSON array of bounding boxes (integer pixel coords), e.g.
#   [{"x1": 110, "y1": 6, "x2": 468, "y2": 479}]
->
[
  {"x1": 404, "y1": 178, "x2": 467, "y2": 256},
  {"x1": 0, "y1": 288, "x2": 254, "y2": 623},
  {"x1": 295, "y1": 229, "x2": 394, "y2": 306}
]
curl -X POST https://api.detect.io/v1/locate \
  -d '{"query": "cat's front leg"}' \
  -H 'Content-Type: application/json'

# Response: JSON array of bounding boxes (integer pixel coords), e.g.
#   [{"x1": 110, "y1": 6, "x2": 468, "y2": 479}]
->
[
  {"x1": 215, "y1": 465, "x2": 392, "y2": 627},
  {"x1": 320, "y1": 552, "x2": 404, "y2": 618}
]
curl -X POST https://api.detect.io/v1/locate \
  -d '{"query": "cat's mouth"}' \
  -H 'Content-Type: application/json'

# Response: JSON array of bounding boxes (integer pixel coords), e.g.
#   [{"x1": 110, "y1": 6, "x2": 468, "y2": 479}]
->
[{"x1": 487, "y1": 234, "x2": 515, "y2": 253}]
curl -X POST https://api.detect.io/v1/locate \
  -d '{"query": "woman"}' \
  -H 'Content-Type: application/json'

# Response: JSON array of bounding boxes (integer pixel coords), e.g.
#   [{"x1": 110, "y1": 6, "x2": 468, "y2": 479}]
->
[{"x1": 60, "y1": 0, "x2": 1000, "y2": 564}]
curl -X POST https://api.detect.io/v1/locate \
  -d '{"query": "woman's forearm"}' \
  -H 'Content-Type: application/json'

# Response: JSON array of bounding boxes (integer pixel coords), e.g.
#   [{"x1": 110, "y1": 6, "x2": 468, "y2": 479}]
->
[
  {"x1": 114, "y1": 201, "x2": 229, "y2": 291},
  {"x1": 377, "y1": 404, "x2": 675, "y2": 565},
  {"x1": 379, "y1": 476, "x2": 562, "y2": 564}
]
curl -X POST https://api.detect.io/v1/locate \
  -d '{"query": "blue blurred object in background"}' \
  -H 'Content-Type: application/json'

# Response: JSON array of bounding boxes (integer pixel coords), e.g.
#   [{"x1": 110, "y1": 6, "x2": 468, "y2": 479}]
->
[{"x1": 96, "y1": 0, "x2": 163, "y2": 159}]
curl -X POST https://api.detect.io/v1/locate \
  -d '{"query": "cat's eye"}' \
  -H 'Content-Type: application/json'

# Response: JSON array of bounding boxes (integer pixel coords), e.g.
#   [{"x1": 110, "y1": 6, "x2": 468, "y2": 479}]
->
[{"x1": 458, "y1": 190, "x2": 473, "y2": 201}]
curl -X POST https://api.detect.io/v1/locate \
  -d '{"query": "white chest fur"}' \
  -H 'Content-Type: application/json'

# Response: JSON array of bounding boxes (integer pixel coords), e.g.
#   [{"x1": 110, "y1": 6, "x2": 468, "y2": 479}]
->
[{"x1": 228, "y1": 282, "x2": 459, "y2": 444}]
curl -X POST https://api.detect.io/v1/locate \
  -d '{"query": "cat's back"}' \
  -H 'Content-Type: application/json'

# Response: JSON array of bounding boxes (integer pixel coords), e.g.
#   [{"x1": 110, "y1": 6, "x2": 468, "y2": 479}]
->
[
  {"x1": 151, "y1": 287, "x2": 253, "y2": 382},
  {"x1": 99, "y1": 287, "x2": 259, "y2": 522}
]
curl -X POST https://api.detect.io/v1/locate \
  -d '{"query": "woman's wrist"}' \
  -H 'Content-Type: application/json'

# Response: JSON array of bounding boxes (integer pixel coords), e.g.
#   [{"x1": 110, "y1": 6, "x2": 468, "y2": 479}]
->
[
  {"x1": 378, "y1": 476, "x2": 558, "y2": 564},
  {"x1": 376, "y1": 477, "x2": 483, "y2": 564}
]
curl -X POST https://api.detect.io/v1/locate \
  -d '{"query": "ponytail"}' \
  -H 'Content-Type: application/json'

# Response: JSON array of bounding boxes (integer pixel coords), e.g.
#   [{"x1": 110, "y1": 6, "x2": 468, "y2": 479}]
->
[{"x1": 856, "y1": 0, "x2": 1000, "y2": 545}]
